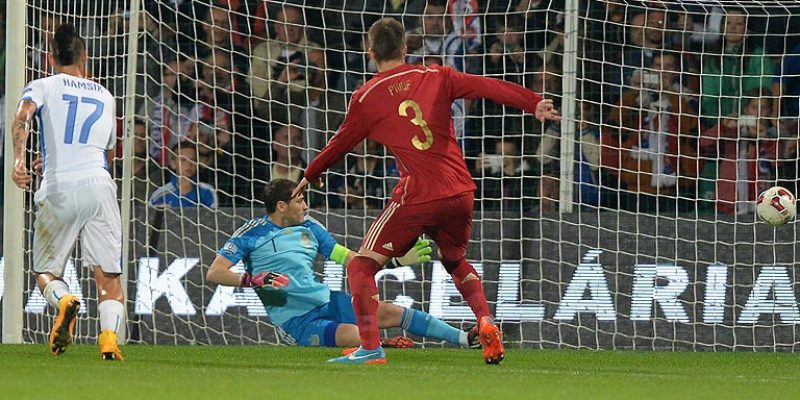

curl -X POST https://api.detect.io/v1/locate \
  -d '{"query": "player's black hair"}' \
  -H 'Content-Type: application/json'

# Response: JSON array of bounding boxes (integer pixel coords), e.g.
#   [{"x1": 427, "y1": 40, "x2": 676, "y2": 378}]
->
[
  {"x1": 170, "y1": 139, "x2": 198, "y2": 156},
  {"x1": 368, "y1": 18, "x2": 405, "y2": 62},
  {"x1": 262, "y1": 178, "x2": 296, "y2": 214},
  {"x1": 167, "y1": 140, "x2": 199, "y2": 172},
  {"x1": 51, "y1": 23, "x2": 85, "y2": 66}
]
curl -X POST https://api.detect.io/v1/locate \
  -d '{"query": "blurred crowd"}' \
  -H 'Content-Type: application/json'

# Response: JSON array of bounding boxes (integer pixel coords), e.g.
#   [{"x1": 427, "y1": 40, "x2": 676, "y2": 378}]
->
[{"x1": 1, "y1": 0, "x2": 800, "y2": 217}]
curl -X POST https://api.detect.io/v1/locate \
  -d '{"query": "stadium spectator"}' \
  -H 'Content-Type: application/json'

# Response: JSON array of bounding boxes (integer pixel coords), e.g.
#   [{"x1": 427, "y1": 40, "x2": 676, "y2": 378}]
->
[
  {"x1": 619, "y1": 12, "x2": 647, "y2": 90},
  {"x1": 622, "y1": 9, "x2": 668, "y2": 88},
  {"x1": 533, "y1": 21, "x2": 565, "y2": 68},
  {"x1": 85, "y1": 3, "x2": 180, "y2": 114},
  {"x1": 474, "y1": 24, "x2": 557, "y2": 157},
  {"x1": 605, "y1": 52, "x2": 700, "y2": 212},
  {"x1": 772, "y1": 42, "x2": 800, "y2": 125},
  {"x1": 776, "y1": 121, "x2": 799, "y2": 197},
  {"x1": 115, "y1": 118, "x2": 164, "y2": 204},
  {"x1": 626, "y1": 50, "x2": 700, "y2": 119},
  {"x1": 660, "y1": 8, "x2": 703, "y2": 95},
  {"x1": 342, "y1": 0, "x2": 426, "y2": 31},
  {"x1": 667, "y1": 3, "x2": 724, "y2": 53},
  {"x1": 700, "y1": 8, "x2": 772, "y2": 127},
  {"x1": 699, "y1": 93, "x2": 780, "y2": 215},
  {"x1": 515, "y1": 0, "x2": 563, "y2": 54},
  {"x1": 474, "y1": 15, "x2": 529, "y2": 143},
  {"x1": 250, "y1": 4, "x2": 335, "y2": 198},
  {"x1": 97, "y1": 8, "x2": 129, "y2": 106},
  {"x1": 484, "y1": 15, "x2": 526, "y2": 82},
  {"x1": 194, "y1": 51, "x2": 238, "y2": 153},
  {"x1": 137, "y1": 3, "x2": 180, "y2": 109},
  {"x1": 406, "y1": 0, "x2": 468, "y2": 70},
  {"x1": 773, "y1": 41, "x2": 800, "y2": 196},
  {"x1": 140, "y1": 58, "x2": 199, "y2": 165},
  {"x1": 331, "y1": 140, "x2": 394, "y2": 210},
  {"x1": 27, "y1": 10, "x2": 59, "y2": 78},
  {"x1": 192, "y1": 48, "x2": 258, "y2": 206},
  {"x1": 93, "y1": 5, "x2": 176, "y2": 114},
  {"x1": 149, "y1": 141, "x2": 218, "y2": 209},
  {"x1": 518, "y1": 62, "x2": 563, "y2": 161},
  {"x1": 473, "y1": 139, "x2": 535, "y2": 212},
  {"x1": 261, "y1": 124, "x2": 306, "y2": 184},
  {"x1": 531, "y1": 119, "x2": 559, "y2": 213},
  {"x1": 528, "y1": 62, "x2": 562, "y2": 106},
  {"x1": 249, "y1": 4, "x2": 325, "y2": 126},
  {"x1": 206, "y1": 178, "x2": 478, "y2": 350},
  {"x1": 337, "y1": 31, "x2": 374, "y2": 94},
  {"x1": 534, "y1": 102, "x2": 604, "y2": 210},
  {"x1": 302, "y1": 93, "x2": 348, "y2": 166},
  {"x1": 573, "y1": 105, "x2": 604, "y2": 208},
  {"x1": 196, "y1": 4, "x2": 249, "y2": 76},
  {"x1": 582, "y1": 0, "x2": 627, "y2": 104}
]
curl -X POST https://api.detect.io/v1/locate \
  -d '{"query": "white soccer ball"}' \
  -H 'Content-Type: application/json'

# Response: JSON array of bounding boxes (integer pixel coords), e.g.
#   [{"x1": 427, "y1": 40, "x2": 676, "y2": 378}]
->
[{"x1": 756, "y1": 186, "x2": 797, "y2": 226}]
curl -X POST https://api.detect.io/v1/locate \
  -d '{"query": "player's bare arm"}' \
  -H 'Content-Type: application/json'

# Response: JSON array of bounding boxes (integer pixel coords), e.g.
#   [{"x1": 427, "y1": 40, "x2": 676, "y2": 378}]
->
[
  {"x1": 206, "y1": 255, "x2": 289, "y2": 288},
  {"x1": 11, "y1": 100, "x2": 37, "y2": 190},
  {"x1": 206, "y1": 255, "x2": 240, "y2": 286}
]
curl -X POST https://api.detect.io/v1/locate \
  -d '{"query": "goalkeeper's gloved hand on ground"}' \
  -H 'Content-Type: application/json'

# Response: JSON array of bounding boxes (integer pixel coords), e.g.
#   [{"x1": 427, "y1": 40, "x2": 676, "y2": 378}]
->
[
  {"x1": 253, "y1": 286, "x2": 289, "y2": 306},
  {"x1": 240, "y1": 271, "x2": 290, "y2": 289},
  {"x1": 390, "y1": 238, "x2": 433, "y2": 268}
]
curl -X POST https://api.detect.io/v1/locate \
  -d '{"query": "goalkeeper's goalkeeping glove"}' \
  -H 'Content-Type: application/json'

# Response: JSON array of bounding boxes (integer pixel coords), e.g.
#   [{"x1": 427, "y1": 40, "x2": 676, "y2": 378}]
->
[
  {"x1": 389, "y1": 238, "x2": 433, "y2": 268},
  {"x1": 240, "y1": 271, "x2": 290, "y2": 289},
  {"x1": 242, "y1": 271, "x2": 290, "y2": 307}
]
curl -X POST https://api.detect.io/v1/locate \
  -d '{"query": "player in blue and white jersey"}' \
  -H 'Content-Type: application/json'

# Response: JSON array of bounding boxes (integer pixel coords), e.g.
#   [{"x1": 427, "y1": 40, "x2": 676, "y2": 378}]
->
[
  {"x1": 10, "y1": 24, "x2": 124, "y2": 360},
  {"x1": 206, "y1": 179, "x2": 477, "y2": 352}
]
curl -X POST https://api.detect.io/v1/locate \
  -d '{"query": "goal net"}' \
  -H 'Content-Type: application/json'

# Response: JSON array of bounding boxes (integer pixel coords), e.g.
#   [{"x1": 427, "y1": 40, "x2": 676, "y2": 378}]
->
[{"x1": 4, "y1": 0, "x2": 800, "y2": 350}]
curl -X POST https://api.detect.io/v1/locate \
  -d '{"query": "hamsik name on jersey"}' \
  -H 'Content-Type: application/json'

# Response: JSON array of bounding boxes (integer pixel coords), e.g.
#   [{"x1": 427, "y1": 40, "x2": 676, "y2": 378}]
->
[{"x1": 61, "y1": 77, "x2": 105, "y2": 92}]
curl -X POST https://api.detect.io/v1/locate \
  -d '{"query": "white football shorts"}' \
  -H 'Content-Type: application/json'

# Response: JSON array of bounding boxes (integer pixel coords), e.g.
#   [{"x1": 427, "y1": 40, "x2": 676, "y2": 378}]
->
[{"x1": 32, "y1": 176, "x2": 122, "y2": 276}]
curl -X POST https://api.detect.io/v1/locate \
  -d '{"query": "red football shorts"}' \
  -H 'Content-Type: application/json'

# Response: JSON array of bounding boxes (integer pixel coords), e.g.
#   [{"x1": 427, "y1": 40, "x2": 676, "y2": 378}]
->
[{"x1": 361, "y1": 192, "x2": 474, "y2": 262}]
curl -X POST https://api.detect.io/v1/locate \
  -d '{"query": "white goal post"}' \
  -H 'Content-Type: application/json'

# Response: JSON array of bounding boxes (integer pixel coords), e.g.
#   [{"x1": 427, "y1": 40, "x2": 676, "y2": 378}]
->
[{"x1": 3, "y1": 0, "x2": 28, "y2": 344}]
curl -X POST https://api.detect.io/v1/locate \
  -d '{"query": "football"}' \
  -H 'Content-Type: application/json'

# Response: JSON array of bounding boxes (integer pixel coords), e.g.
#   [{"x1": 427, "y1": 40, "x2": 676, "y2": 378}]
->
[{"x1": 756, "y1": 186, "x2": 797, "y2": 226}]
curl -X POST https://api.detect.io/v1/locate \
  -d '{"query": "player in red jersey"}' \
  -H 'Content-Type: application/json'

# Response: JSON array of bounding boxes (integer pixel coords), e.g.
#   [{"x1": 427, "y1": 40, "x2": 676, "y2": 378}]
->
[{"x1": 293, "y1": 18, "x2": 560, "y2": 365}]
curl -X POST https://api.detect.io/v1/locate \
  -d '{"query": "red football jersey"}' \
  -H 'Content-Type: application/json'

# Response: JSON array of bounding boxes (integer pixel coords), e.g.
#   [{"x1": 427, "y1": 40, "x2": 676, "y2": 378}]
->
[{"x1": 304, "y1": 64, "x2": 543, "y2": 205}]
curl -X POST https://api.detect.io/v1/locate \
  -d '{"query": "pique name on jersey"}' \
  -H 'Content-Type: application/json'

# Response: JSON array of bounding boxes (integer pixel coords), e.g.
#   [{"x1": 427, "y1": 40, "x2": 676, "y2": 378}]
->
[
  {"x1": 388, "y1": 79, "x2": 411, "y2": 96},
  {"x1": 62, "y1": 77, "x2": 104, "y2": 92}
]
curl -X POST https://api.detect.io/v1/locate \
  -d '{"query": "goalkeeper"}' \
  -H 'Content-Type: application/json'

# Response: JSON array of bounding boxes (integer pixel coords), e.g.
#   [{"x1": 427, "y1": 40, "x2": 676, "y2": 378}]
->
[{"x1": 207, "y1": 178, "x2": 476, "y2": 349}]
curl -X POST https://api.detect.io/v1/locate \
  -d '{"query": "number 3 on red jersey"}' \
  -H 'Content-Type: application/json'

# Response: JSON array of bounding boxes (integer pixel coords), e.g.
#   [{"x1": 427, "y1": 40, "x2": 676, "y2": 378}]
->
[{"x1": 398, "y1": 100, "x2": 433, "y2": 151}]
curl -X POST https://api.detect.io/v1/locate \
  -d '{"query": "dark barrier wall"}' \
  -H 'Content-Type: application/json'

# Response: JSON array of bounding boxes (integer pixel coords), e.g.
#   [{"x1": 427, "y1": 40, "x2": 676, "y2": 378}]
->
[{"x1": 3, "y1": 208, "x2": 800, "y2": 350}]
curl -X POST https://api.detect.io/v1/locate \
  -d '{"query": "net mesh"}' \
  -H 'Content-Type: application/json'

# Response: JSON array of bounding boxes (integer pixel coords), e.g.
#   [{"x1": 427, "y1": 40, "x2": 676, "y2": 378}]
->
[{"x1": 7, "y1": 0, "x2": 800, "y2": 350}]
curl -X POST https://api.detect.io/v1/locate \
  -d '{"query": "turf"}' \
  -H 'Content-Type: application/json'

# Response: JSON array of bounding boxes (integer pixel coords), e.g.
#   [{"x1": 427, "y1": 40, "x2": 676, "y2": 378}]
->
[{"x1": 1, "y1": 344, "x2": 799, "y2": 399}]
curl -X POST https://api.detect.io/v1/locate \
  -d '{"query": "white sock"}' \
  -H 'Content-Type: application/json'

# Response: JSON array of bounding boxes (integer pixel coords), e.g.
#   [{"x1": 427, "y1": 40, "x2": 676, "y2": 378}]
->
[
  {"x1": 98, "y1": 300, "x2": 125, "y2": 334},
  {"x1": 42, "y1": 280, "x2": 70, "y2": 310},
  {"x1": 458, "y1": 330, "x2": 469, "y2": 347}
]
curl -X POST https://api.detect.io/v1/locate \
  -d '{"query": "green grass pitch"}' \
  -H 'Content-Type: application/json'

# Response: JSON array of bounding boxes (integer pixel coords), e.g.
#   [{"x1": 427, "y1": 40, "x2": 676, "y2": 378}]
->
[{"x1": 1, "y1": 345, "x2": 799, "y2": 399}]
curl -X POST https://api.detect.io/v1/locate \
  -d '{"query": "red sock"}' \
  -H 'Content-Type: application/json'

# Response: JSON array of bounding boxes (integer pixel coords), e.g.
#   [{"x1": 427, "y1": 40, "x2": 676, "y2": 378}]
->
[
  {"x1": 347, "y1": 256, "x2": 382, "y2": 350},
  {"x1": 444, "y1": 258, "x2": 491, "y2": 320}
]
